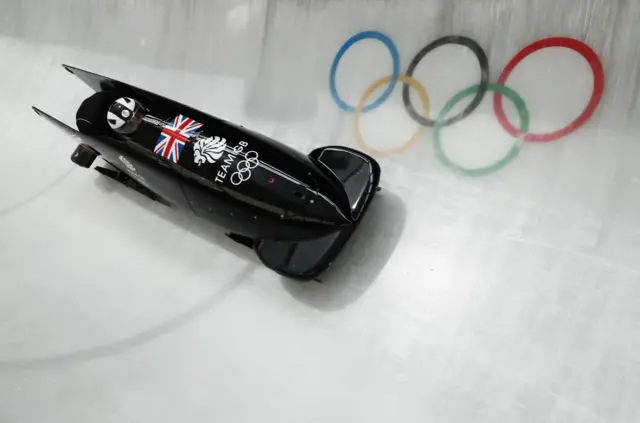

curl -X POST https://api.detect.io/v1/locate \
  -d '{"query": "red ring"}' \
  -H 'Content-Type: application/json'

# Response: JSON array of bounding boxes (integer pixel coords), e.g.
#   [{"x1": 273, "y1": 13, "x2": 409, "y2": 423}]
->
[{"x1": 493, "y1": 37, "x2": 605, "y2": 142}]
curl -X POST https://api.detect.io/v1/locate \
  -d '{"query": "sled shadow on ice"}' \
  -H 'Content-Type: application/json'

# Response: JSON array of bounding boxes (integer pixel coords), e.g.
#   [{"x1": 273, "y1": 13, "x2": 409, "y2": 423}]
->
[{"x1": 280, "y1": 189, "x2": 406, "y2": 311}]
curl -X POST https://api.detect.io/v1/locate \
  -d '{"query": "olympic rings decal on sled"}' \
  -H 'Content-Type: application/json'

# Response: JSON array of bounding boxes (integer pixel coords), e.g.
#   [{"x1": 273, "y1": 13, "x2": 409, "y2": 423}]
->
[
  {"x1": 329, "y1": 31, "x2": 605, "y2": 175},
  {"x1": 231, "y1": 150, "x2": 260, "y2": 186}
]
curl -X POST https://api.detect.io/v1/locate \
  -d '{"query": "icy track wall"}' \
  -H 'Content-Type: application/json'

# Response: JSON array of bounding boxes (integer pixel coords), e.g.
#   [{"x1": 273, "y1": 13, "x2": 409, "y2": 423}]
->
[
  {"x1": 3, "y1": 0, "x2": 639, "y2": 178},
  {"x1": 3, "y1": 1, "x2": 640, "y2": 147}
]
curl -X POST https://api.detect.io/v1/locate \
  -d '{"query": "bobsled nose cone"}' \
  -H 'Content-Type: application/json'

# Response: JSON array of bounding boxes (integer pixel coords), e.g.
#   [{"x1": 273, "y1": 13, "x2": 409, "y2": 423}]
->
[{"x1": 306, "y1": 192, "x2": 352, "y2": 225}]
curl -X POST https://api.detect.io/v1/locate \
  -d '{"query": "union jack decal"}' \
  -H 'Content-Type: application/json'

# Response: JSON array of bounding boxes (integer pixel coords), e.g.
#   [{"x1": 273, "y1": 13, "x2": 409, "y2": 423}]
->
[{"x1": 154, "y1": 114, "x2": 203, "y2": 163}]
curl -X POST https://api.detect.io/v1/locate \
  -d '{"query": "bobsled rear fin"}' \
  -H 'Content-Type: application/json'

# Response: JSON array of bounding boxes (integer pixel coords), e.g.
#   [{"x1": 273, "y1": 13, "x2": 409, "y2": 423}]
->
[
  {"x1": 32, "y1": 106, "x2": 123, "y2": 153},
  {"x1": 33, "y1": 106, "x2": 189, "y2": 209},
  {"x1": 309, "y1": 146, "x2": 381, "y2": 221},
  {"x1": 63, "y1": 64, "x2": 104, "y2": 92},
  {"x1": 62, "y1": 64, "x2": 229, "y2": 128}
]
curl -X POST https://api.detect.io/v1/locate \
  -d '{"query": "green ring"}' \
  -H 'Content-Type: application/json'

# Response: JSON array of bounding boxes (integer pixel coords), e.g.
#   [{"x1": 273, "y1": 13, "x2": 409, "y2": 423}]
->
[{"x1": 433, "y1": 83, "x2": 530, "y2": 176}]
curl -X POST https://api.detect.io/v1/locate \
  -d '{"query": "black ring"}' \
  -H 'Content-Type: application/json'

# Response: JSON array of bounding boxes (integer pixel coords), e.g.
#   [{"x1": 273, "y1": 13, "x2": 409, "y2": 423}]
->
[{"x1": 402, "y1": 35, "x2": 490, "y2": 128}]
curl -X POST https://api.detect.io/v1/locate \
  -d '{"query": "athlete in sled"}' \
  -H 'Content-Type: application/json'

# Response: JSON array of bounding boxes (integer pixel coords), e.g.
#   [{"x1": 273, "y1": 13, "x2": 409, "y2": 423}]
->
[{"x1": 32, "y1": 65, "x2": 381, "y2": 281}]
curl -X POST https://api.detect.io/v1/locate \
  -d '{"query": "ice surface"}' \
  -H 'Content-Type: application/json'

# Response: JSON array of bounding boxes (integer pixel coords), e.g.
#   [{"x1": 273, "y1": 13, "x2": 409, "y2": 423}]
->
[{"x1": 1, "y1": 0, "x2": 639, "y2": 422}]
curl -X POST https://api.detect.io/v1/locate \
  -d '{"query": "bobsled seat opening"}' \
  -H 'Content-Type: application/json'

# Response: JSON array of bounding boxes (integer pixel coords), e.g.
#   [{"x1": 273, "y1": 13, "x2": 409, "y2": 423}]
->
[
  {"x1": 76, "y1": 90, "x2": 121, "y2": 136},
  {"x1": 309, "y1": 146, "x2": 381, "y2": 221}
]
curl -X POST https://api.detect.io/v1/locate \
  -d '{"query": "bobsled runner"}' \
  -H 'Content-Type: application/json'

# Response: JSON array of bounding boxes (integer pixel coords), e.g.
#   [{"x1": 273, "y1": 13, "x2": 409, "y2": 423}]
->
[{"x1": 32, "y1": 65, "x2": 381, "y2": 281}]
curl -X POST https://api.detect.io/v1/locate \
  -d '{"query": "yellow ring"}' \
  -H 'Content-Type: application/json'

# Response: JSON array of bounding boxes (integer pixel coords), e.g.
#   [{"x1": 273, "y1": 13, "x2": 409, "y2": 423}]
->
[{"x1": 354, "y1": 74, "x2": 430, "y2": 157}]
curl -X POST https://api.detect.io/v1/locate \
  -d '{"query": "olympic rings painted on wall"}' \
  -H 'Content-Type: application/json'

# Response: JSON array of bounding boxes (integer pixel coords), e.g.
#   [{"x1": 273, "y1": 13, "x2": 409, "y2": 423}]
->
[
  {"x1": 402, "y1": 35, "x2": 489, "y2": 128},
  {"x1": 493, "y1": 37, "x2": 605, "y2": 142},
  {"x1": 329, "y1": 31, "x2": 605, "y2": 175},
  {"x1": 329, "y1": 31, "x2": 400, "y2": 113},
  {"x1": 434, "y1": 83, "x2": 529, "y2": 176},
  {"x1": 355, "y1": 74, "x2": 430, "y2": 157}
]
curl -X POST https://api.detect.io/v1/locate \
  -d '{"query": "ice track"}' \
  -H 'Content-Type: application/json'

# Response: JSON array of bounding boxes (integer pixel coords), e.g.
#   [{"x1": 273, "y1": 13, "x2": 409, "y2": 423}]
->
[{"x1": 1, "y1": 1, "x2": 639, "y2": 422}]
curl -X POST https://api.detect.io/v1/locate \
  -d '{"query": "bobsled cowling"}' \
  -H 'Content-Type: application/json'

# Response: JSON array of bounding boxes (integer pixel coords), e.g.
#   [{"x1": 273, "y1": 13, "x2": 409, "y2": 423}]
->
[{"x1": 32, "y1": 65, "x2": 381, "y2": 281}]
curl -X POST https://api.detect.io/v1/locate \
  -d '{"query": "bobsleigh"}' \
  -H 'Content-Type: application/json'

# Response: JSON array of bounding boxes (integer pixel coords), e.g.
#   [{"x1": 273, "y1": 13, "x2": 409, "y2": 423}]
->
[{"x1": 32, "y1": 65, "x2": 381, "y2": 281}]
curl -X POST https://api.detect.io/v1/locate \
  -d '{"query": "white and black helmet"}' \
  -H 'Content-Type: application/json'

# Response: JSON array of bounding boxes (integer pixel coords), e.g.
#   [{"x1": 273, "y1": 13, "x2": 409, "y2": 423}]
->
[{"x1": 107, "y1": 97, "x2": 146, "y2": 134}]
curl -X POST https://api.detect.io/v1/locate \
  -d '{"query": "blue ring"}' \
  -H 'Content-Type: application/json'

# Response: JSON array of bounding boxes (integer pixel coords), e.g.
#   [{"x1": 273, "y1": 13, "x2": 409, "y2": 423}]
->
[{"x1": 329, "y1": 31, "x2": 400, "y2": 113}]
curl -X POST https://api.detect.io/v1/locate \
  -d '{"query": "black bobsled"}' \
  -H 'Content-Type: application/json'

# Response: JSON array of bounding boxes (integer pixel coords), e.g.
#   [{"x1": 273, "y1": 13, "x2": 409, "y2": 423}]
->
[{"x1": 32, "y1": 65, "x2": 381, "y2": 281}]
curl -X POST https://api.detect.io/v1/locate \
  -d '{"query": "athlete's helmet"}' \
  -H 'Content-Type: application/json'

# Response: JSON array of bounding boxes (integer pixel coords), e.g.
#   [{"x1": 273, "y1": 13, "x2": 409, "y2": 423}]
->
[{"x1": 107, "y1": 97, "x2": 147, "y2": 134}]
